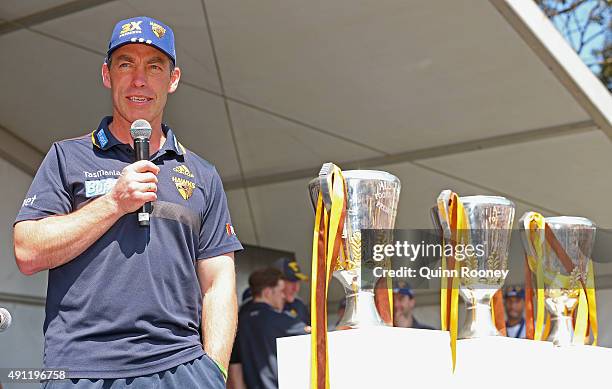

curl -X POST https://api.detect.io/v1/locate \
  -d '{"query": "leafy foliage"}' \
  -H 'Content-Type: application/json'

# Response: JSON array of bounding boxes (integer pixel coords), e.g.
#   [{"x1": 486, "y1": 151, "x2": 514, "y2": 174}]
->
[{"x1": 535, "y1": 0, "x2": 611, "y2": 91}]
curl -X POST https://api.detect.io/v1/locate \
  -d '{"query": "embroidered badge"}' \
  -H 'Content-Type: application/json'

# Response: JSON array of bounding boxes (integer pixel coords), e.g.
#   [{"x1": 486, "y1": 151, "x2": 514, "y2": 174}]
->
[
  {"x1": 173, "y1": 164, "x2": 194, "y2": 178},
  {"x1": 172, "y1": 176, "x2": 195, "y2": 200},
  {"x1": 119, "y1": 21, "x2": 143, "y2": 37},
  {"x1": 150, "y1": 22, "x2": 166, "y2": 38}
]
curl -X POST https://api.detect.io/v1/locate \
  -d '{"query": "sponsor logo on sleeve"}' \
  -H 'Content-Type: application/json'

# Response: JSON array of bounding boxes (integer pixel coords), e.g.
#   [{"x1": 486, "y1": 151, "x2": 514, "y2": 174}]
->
[
  {"x1": 22, "y1": 195, "x2": 37, "y2": 207},
  {"x1": 225, "y1": 223, "x2": 236, "y2": 236}
]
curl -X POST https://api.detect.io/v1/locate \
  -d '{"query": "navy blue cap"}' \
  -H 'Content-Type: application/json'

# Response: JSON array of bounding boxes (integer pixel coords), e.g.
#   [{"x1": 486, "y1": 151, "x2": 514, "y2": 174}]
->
[
  {"x1": 504, "y1": 286, "x2": 525, "y2": 299},
  {"x1": 241, "y1": 287, "x2": 252, "y2": 303},
  {"x1": 393, "y1": 285, "x2": 414, "y2": 298},
  {"x1": 273, "y1": 258, "x2": 308, "y2": 282},
  {"x1": 107, "y1": 16, "x2": 176, "y2": 64}
]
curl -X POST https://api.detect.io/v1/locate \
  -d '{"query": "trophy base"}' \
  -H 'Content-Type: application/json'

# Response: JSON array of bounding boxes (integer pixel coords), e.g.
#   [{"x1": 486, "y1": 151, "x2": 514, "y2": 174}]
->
[
  {"x1": 459, "y1": 288, "x2": 500, "y2": 339},
  {"x1": 548, "y1": 315, "x2": 574, "y2": 346},
  {"x1": 545, "y1": 295, "x2": 578, "y2": 346},
  {"x1": 337, "y1": 290, "x2": 386, "y2": 329}
]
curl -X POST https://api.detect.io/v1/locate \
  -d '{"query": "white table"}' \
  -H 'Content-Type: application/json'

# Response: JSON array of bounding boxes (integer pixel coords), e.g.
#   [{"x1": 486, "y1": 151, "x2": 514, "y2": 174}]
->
[{"x1": 277, "y1": 327, "x2": 612, "y2": 388}]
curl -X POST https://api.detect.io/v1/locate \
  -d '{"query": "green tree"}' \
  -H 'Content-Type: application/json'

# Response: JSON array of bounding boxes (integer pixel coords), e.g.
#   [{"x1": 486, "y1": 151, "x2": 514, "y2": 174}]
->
[{"x1": 535, "y1": 0, "x2": 611, "y2": 91}]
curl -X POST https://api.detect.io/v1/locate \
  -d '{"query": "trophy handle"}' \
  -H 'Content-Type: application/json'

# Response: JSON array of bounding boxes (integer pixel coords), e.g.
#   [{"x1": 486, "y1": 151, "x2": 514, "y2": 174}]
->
[{"x1": 318, "y1": 162, "x2": 337, "y2": 211}]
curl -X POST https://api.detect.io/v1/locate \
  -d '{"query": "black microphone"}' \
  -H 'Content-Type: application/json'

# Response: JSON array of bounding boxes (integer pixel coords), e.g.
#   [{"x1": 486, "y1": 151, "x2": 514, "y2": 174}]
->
[
  {"x1": 0, "y1": 308, "x2": 12, "y2": 333},
  {"x1": 130, "y1": 119, "x2": 153, "y2": 227}
]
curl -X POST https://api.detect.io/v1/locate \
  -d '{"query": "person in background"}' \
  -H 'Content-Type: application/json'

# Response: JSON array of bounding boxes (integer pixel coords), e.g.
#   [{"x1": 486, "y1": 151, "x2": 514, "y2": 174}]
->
[
  {"x1": 273, "y1": 258, "x2": 310, "y2": 324},
  {"x1": 504, "y1": 286, "x2": 526, "y2": 339},
  {"x1": 232, "y1": 268, "x2": 308, "y2": 389},
  {"x1": 393, "y1": 285, "x2": 434, "y2": 329},
  {"x1": 229, "y1": 258, "x2": 308, "y2": 388}
]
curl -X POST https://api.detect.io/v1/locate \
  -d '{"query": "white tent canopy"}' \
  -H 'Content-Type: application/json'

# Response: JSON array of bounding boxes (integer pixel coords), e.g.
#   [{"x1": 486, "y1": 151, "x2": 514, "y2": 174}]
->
[{"x1": 1, "y1": 0, "x2": 612, "y2": 352}]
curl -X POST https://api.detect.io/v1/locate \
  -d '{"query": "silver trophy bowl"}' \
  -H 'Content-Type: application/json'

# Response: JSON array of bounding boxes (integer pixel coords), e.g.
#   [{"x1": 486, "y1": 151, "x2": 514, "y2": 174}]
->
[
  {"x1": 308, "y1": 170, "x2": 400, "y2": 329},
  {"x1": 520, "y1": 215, "x2": 595, "y2": 346},
  {"x1": 432, "y1": 195, "x2": 515, "y2": 338}
]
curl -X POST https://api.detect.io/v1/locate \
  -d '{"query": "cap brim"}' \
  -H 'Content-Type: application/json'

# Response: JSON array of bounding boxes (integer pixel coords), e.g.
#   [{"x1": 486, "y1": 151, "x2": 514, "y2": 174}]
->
[{"x1": 107, "y1": 40, "x2": 175, "y2": 65}]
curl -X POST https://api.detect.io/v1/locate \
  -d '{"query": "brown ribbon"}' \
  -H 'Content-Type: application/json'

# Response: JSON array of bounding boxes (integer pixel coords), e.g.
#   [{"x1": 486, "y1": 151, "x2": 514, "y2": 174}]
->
[
  {"x1": 314, "y1": 209, "x2": 328, "y2": 389},
  {"x1": 492, "y1": 290, "x2": 507, "y2": 336},
  {"x1": 524, "y1": 253, "x2": 535, "y2": 340}
]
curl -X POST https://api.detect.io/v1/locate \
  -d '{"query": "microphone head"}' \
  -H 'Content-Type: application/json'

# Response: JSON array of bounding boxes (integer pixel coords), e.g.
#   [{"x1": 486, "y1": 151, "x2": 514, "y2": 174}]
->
[
  {"x1": 0, "y1": 308, "x2": 12, "y2": 332},
  {"x1": 130, "y1": 119, "x2": 152, "y2": 140}
]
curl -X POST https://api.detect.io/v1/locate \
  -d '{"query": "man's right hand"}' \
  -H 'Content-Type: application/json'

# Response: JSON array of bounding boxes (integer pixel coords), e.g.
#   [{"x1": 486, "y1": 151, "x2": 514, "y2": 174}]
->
[{"x1": 106, "y1": 160, "x2": 160, "y2": 215}]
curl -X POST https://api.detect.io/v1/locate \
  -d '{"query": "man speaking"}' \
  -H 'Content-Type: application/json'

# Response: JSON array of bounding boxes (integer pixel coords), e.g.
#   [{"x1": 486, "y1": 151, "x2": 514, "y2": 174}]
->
[{"x1": 13, "y1": 16, "x2": 242, "y2": 388}]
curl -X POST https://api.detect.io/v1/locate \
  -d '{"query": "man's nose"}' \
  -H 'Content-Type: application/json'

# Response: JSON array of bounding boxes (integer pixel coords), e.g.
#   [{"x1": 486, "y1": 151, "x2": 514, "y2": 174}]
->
[{"x1": 132, "y1": 67, "x2": 147, "y2": 87}]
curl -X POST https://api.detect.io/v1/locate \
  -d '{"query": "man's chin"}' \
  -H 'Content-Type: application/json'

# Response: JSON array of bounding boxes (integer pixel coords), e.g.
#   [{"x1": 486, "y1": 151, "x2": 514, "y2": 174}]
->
[{"x1": 118, "y1": 107, "x2": 157, "y2": 123}]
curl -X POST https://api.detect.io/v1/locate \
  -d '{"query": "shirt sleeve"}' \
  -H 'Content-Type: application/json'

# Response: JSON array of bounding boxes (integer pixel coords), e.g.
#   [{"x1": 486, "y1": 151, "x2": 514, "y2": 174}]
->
[
  {"x1": 14, "y1": 143, "x2": 73, "y2": 224},
  {"x1": 197, "y1": 167, "x2": 243, "y2": 259},
  {"x1": 296, "y1": 299, "x2": 311, "y2": 326},
  {"x1": 277, "y1": 314, "x2": 308, "y2": 338}
]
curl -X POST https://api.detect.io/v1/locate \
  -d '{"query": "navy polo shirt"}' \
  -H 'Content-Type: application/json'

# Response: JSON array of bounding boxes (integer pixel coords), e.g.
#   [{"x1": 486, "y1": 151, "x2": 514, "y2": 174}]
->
[
  {"x1": 234, "y1": 302, "x2": 307, "y2": 389},
  {"x1": 14, "y1": 116, "x2": 243, "y2": 378},
  {"x1": 284, "y1": 297, "x2": 310, "y2": 325}
]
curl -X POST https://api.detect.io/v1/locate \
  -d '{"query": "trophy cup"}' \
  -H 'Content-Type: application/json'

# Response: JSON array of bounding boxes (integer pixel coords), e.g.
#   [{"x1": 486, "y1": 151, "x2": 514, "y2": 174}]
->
[
  {"x1": 432, "y1": 195, "x2": 515, "y2": 338},
  {"x1": 520, "y1": 215, "x2": 595, "y2": 346},
  {"x1": 308, "y1": 170, "x2": 400, "y2": 328}
]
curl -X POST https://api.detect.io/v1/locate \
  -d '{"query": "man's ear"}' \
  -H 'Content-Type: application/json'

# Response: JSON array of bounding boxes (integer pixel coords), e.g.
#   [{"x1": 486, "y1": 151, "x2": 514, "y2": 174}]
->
[
  {"x1": 261, "y1": 287, "x2": 271, "y2": 300},
  {"x1": 168, "y1": 66, "x2": 181, "y2": 93},
  {"x1": 102, "y1": 62, "x2": 112, "y2": 89}
]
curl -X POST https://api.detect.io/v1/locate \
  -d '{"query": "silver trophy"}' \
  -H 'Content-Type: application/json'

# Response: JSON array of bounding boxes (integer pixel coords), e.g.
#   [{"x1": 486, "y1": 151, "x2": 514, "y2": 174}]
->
[
  {"x1": 308, "y1": 170, "x2": 401, "y2": 328},
  {"x1": 432, "y1": 195, "x2": 515, "y2": 338},
  {"x1": 520, "y1": 215, "x2": 595, "y2": 346}
]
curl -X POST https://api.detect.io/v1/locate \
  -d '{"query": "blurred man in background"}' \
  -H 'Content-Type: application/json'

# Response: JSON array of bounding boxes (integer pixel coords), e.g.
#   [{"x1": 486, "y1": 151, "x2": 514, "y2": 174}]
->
[
  {"x1": 273, "y1": 258, "x2": 310, "y2": 324},
  {"x1": 230, "y1": 268, "x2": 308, "y2": 389},
  {"x1": 504, "y1": 286, "x2": 526, "y2": 339},
  {"x1": 393, "y1": 285, "x2": 434, "y2": 329}
]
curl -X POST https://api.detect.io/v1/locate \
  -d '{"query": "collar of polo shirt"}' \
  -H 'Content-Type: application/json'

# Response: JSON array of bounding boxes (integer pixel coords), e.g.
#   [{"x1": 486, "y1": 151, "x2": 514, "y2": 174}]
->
[{"x1": 91, "y1": 116, "x2": 185, "y2": 156}]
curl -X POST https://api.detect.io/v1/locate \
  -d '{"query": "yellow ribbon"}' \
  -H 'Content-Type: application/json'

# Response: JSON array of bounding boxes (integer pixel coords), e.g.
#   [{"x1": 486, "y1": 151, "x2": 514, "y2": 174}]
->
[
  {"x1": 586, "y1": 260, "x2": 598, "y2": 345},
  {"x1": 310, "y1": 164, "x2": 347, "y2": 389},
  {"x1": 437, "y1": 190, "x2": 467, "y2": 371},
  {"x1": 573, "y1": 259, "x2": 598, "y2": 345},
  {"x1": 523, "y1": 212, "x2": 546, "y2": 340},
  {"x1": 573, "y1": 287, "x2": 588, "y2": 345}
]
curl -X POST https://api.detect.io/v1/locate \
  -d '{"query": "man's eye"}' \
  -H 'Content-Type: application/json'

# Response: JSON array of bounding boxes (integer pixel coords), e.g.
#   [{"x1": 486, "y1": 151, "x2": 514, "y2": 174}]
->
[
  {"x1": 150, "y1": 65, "x2": 162, "y2": 72},
  {"x1": 119, "y1": 63, "x2": 131, "y2": 68}
]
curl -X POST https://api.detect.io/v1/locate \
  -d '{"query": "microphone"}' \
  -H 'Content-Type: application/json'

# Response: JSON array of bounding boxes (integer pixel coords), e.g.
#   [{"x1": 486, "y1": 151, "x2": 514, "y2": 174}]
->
[
  {"x1": 130, "y1": 119, "x2": 153, "y2": 227},
  {"x1": 0, "y1": 308, "x2": 12, "y2": 332}
]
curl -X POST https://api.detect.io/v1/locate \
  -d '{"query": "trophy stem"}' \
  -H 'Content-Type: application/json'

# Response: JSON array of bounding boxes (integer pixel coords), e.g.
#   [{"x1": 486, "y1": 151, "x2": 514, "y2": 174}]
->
[
  {"x1": 337, "y1": 290, "x2": 386, "y2": 329},
  {"x1": 548, "y1": 314, "x2": 574, "y2": 346},
  {"x1": 459, "y1": 290, "x2": 500, "y2": 339}
]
